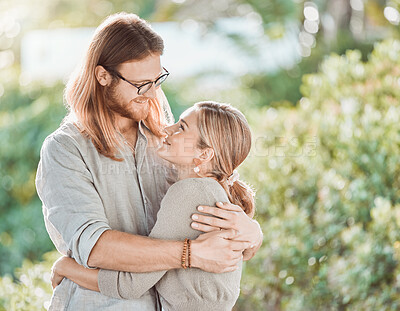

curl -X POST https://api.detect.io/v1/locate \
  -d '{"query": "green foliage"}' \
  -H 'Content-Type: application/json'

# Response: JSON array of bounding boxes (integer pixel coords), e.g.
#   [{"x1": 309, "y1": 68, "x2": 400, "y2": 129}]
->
[
  {"x1": 0, "y1": 69, "x2": 66, "y2": 275},
  {"x1": 235, "y1": 39, "x2": 400, "y2": 310},
  {"x1": 0, "y1": 251, "x2": 59, "y2": 311}
]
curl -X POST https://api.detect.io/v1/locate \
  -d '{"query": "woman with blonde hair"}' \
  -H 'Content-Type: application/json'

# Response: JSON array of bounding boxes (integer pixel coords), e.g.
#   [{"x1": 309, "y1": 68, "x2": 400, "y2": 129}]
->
[{"x1": 52, "y1": 101, "x2": 257, "y2": 311}]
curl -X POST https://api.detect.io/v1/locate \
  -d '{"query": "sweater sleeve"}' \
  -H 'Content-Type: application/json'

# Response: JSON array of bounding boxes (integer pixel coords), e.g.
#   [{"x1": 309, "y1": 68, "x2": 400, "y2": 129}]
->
[{"x1": 98, "y1": 178, "x2": 222, "y2": 299}]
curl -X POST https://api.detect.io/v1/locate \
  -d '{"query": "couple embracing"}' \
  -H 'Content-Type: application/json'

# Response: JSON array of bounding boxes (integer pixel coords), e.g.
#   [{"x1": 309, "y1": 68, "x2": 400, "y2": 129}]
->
[{"x1": 36, "y1": 12, "x2": 263, "y2": 311}]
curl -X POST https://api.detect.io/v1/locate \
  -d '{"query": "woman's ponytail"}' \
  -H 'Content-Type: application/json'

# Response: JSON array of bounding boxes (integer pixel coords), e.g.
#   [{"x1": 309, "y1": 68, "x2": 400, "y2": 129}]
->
[
  {"x1": 229, "y1": 179, "x2": 255, "y2": 218},
  {"x1": 195, "y1": 101, "x2": 255, "y2": 217}
]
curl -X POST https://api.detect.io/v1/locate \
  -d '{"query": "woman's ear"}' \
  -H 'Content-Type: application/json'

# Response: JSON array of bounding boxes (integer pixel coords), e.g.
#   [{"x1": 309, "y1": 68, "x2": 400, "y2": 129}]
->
[
  {"x1": 95, "y1": 65, "x2": 113, "y2": 86},
  {"x1": 199, "y1": 148, "x2": 214, "y2": 164},
  {"x1": 193, "y1": 148, "x2": 214, "y2": 169}
]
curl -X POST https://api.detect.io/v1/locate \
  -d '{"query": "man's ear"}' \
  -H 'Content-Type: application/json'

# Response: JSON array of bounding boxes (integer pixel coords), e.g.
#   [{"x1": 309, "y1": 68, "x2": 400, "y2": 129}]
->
[{"x1": 95, "y1": 65, "x2": 113, "y2": 86}]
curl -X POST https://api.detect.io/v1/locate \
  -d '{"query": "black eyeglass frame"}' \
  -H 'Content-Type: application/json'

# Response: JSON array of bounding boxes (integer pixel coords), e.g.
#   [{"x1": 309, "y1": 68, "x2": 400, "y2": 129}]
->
[{"x1": 104, "y1": 66, "x2": 169, "y2": 95}]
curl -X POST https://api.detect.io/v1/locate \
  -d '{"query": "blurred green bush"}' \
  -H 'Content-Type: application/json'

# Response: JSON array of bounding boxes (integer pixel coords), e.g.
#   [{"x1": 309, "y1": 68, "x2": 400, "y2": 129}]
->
[
  {"x1": 0, "y1": 251, "x2": 58, "y2": 311},
  {"x1": 1, "y1": 38, "x2": 400, "y2": 310},
  {"x1": 0, "y1": 71, "x2": 66, "y2": 276},
  {"x1": 236, "y1": 38, "x2": 400, "y2": 310}
]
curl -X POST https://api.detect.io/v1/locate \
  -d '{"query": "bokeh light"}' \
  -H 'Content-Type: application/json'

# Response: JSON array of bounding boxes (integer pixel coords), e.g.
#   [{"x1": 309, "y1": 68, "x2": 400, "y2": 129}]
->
[{"x1": 384, "y1": 6, "x2": 400, "y2": 25}]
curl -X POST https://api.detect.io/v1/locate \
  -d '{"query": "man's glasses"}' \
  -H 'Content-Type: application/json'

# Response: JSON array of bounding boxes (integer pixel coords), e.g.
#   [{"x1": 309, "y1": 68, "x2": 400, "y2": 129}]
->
[{"x1": 105, "y1": 66, "x2": 169, "y2": 95}]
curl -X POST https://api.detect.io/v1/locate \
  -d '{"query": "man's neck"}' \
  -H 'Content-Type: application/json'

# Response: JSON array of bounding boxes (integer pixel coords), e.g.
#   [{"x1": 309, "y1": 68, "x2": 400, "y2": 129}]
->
[
  {"x1": 115, "y1": 115, "x2": 139, "y2": 135},
  {"x1": 115, "y1": 115, "x2": 139, "y2": 147}
]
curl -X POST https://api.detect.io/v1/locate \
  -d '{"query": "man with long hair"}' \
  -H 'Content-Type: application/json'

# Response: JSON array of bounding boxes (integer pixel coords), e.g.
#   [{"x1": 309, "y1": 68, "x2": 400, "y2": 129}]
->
[{"x1": 36, "y1": 12, "x2": 262, "y2": 310}]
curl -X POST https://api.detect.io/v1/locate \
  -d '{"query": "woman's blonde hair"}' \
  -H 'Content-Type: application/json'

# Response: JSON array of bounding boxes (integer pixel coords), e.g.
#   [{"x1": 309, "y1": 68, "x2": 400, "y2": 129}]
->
[
  {"x1": 64, "y1": 12, "x2": 167, "y2": 161},
  {"x1": 195, "y1": 101, "x2": 255, "y2": 217}
]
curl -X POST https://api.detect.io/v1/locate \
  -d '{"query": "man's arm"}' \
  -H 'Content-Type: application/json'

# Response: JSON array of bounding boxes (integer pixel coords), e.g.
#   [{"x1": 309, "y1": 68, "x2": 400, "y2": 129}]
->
[
  {"x1": 87, "y1": 230, "x2": 181, "y2": 272},
  {"x1": 88, "y1": 228, "x2": 246, "y2": 273},
  {"x1": 52, "y1": 232, "x2": 244, "y2": 299}
]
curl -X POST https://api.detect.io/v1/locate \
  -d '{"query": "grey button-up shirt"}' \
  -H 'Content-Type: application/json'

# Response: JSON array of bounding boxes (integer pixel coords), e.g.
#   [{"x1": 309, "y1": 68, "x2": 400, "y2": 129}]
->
[{"x1": 35, "y1": 119, "x2": 174, "y2": 310}]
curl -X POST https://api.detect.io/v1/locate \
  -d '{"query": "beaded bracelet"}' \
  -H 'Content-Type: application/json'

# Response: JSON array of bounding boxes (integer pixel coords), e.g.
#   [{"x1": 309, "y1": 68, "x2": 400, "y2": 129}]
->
[
  {"x1": 187, "y1": 239, "x2": 191, "y2": 268},
  {"x1": 181, "y1": 239, "x2": 188, "y2": 269},
  {"x1": 181, "y1": 238, "x2": 192, "y2": 269}
]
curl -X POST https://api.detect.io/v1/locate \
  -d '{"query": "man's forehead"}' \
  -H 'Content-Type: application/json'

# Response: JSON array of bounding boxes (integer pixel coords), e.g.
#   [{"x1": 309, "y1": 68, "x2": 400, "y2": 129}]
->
[{"x1": 119, "y1": 56, "x2": 162, "y2": 81}]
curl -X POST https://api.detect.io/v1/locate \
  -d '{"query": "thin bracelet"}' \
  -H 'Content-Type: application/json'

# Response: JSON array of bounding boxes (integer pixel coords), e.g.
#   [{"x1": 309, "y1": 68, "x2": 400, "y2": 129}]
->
[
  {"x1": 187, "y1": 239, "x2": 191, "y2": 268},
  {"x1": 181, "y1": 239, "x2": 188, "y2": 269}
]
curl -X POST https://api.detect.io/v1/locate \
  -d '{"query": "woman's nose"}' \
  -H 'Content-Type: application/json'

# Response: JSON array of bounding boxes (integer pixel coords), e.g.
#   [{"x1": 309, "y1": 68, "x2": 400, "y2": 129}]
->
[{"x1": 164, "y1": 125, "x2": 173, "y2": 136}]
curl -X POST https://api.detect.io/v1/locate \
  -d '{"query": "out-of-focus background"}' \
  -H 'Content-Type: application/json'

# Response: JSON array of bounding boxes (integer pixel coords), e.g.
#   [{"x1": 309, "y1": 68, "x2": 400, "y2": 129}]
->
[{"x1": 0, "y1": 0, "x2": 400, "y2": 310}]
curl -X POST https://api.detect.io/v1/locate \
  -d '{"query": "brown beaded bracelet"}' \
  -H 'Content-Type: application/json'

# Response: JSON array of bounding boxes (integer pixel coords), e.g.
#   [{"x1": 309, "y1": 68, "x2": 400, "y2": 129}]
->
[
  {"x1": 181, "y1": 238, "x2": 188, "y2": 269},
  {"x1": 187, "y1": 239, "x2": 191, "y2": 268}
]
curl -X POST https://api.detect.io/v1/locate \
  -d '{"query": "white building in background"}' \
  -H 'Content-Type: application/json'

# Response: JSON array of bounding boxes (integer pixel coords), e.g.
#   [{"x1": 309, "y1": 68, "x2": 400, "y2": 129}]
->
[{"x1": 20, "y1": 18, "x2": 300, "y2": 83}]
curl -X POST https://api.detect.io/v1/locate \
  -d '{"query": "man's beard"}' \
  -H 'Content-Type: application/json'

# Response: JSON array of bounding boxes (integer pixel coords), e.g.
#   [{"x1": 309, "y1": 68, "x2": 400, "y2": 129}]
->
[{"x1": 104, "y1": 83, "x2": 150, "y2": 122}]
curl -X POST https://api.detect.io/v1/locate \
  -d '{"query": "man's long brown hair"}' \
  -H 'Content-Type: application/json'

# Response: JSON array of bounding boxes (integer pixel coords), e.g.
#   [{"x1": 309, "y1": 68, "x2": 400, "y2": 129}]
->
[{"x1": 64, "y1": 12, "x2": 167, "y2": 161}]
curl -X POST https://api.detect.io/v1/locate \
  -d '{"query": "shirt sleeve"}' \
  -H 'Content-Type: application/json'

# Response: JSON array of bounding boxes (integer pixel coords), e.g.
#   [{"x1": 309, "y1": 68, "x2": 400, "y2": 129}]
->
[
  {"x1": 98, "y1": 178, "x2": 217, "y2": 299},
  {"x1": 35, "y1": 133, "x2": 111, "y2": 268}
]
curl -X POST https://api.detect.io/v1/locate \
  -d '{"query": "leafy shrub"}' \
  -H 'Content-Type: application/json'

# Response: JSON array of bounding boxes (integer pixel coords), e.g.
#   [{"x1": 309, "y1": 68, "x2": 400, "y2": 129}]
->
[
  {"x1": 236, "y1": 39, "x2": 400, "y2": 310},
  {"x1": 0, "y1": 69, "x2": 66, "y2": 276},
  {"x1": 0, "y1": 251, "x2": 58, "y2": 311}
]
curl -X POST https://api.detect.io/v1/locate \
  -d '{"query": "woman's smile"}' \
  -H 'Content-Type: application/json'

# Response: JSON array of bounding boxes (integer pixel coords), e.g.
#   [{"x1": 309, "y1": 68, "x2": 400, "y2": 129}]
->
[{"x1": 157, "y1": 107, "x2": 201, "y2": 166}]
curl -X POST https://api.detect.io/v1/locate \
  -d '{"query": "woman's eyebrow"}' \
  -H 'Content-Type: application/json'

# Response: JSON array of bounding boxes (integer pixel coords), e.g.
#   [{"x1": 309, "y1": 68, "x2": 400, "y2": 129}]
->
[{"x1": 180, "y1": 119, "x2": 189, "y2": 128}]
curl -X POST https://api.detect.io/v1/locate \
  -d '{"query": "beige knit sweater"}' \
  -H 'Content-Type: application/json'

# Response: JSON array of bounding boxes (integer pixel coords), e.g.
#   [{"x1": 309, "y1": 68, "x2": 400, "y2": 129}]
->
[{"x1": 98, "y1": 177, "x2": 242, "y2": 311}]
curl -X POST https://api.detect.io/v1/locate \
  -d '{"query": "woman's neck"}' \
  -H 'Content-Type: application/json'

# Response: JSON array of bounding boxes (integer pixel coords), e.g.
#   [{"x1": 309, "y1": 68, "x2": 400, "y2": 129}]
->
[
  {"x1": 175, "y1": 164, "x2": 200, "y2": 180},
  {"x1": 174, "y1": 164, "x2": 219, "y2": 183}
]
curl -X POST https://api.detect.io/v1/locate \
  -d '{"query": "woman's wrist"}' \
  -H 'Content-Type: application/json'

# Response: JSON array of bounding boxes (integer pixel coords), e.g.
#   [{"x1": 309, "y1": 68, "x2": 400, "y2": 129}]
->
[{"x1": 53, "y1": 256, "x2": 74, "y2": 277}]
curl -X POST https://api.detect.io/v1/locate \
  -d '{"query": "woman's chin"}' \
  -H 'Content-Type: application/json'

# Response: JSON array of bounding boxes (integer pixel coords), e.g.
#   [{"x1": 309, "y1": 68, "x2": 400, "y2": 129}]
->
[
  {"x1": 156, "y1": 146, "x2": 195, "y2": 167},
  {"x1": 156, "y1": 147, "x2": 172, "y2": 162}
]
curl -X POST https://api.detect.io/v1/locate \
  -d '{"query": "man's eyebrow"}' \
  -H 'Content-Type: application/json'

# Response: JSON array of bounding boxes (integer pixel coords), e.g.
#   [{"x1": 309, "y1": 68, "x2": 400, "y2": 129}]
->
[
  {"x1": 180, "y1": 119, "x2": 189, "y2": 128},
  {"x1": 128, "y1": 70, "x2": 163, "y2": 84}
]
